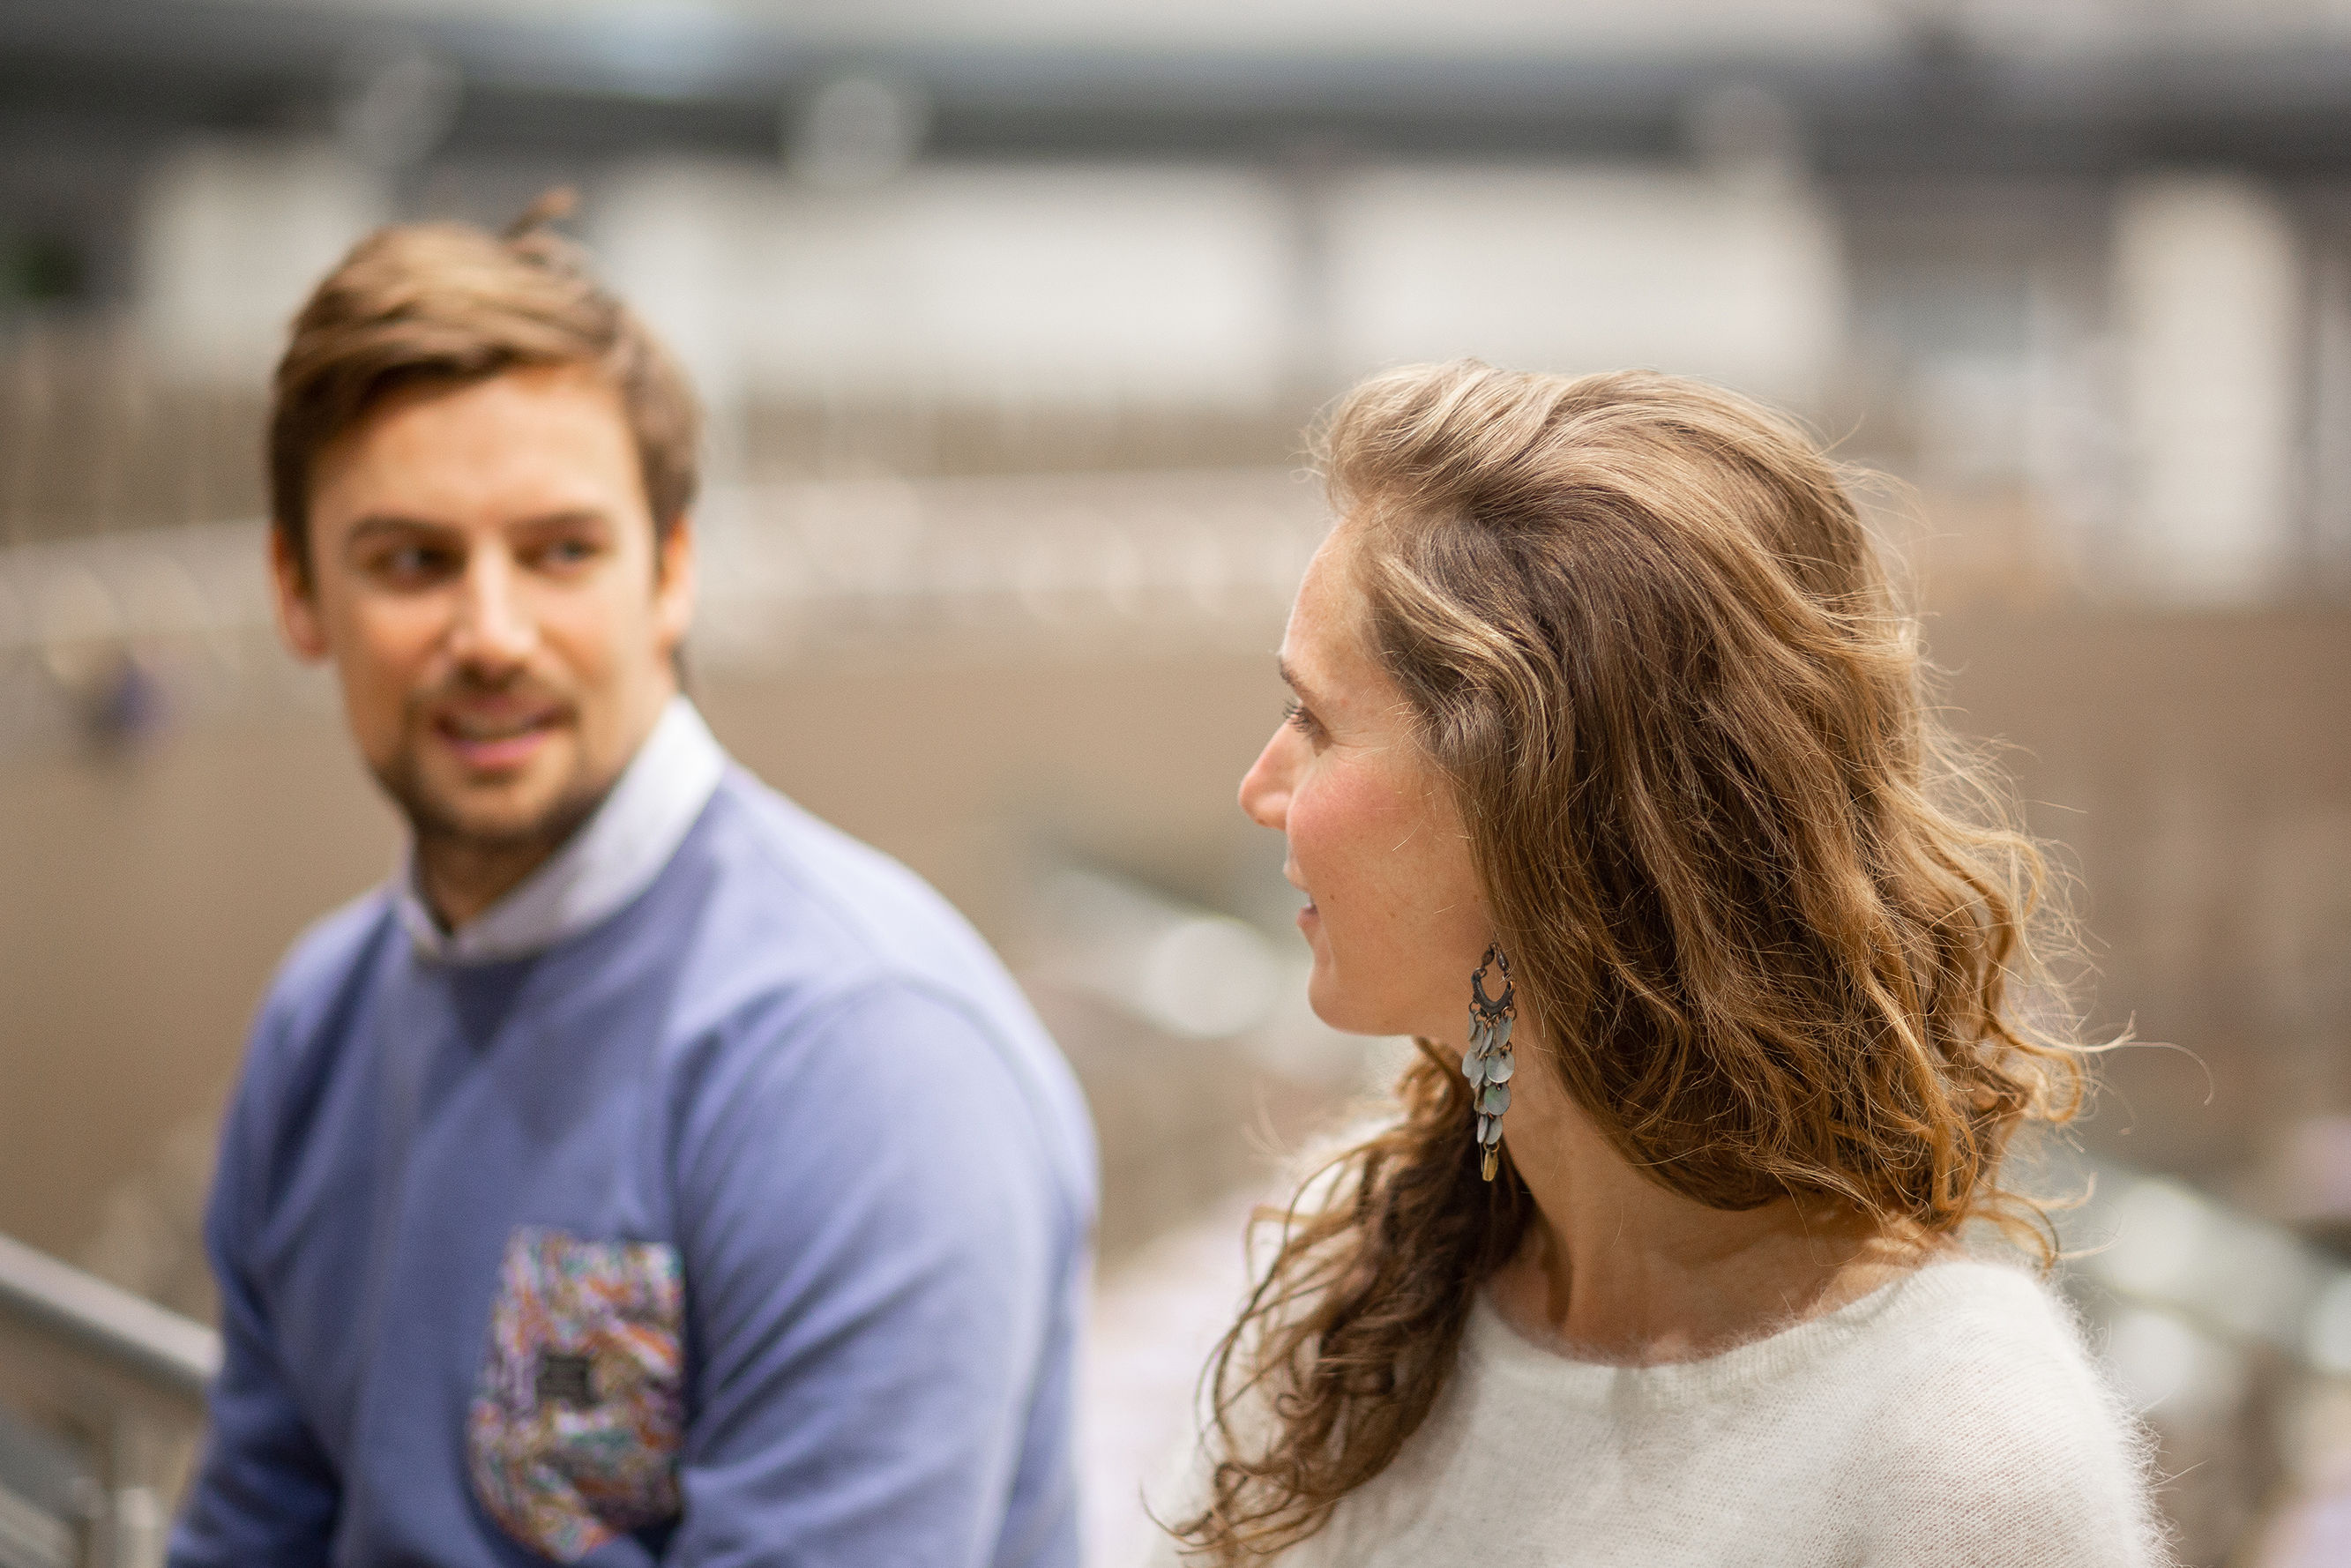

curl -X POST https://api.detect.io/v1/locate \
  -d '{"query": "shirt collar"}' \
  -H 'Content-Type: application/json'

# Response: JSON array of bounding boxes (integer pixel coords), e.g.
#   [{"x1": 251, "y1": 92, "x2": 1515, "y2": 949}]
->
[{"x1": 394, "y1": 697, "x2": 728, "y2": 966}]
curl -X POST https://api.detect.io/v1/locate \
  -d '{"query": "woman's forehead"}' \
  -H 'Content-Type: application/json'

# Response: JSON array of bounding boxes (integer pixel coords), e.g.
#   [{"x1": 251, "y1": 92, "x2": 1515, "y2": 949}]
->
[
  {"x1": 1283, "y1": 530, "x2": 1348, "y2": 653},
  {"x1": 1283, "y1": 526, "x2": 1384, "y2": 703}
]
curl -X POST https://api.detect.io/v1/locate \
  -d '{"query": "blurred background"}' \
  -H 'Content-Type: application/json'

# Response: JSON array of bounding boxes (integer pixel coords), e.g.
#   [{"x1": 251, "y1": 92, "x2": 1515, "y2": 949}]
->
[{"x1": 1, "y1": 0, "x2": 2348, "y2": 1564}]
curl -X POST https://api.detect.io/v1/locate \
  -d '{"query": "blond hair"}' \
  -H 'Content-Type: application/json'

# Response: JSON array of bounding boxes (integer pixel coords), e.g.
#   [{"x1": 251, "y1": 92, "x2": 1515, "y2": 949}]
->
[{"x1": 269, "y1": 195, "x2": 698, "y2": 586}]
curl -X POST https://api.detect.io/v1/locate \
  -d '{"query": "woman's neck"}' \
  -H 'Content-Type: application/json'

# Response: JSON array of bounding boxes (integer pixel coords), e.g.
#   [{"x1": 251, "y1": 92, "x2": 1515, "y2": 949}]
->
[{"x1": 1487, "y1": 1064, "x2": 1937, "y2": 1365}]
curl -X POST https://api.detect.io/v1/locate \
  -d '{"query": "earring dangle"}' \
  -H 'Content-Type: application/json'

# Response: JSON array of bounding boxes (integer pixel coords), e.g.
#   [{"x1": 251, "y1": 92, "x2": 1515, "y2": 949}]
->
[{"x1": 1463, "y1": 945, "x2": 1515, "y2": 1182}]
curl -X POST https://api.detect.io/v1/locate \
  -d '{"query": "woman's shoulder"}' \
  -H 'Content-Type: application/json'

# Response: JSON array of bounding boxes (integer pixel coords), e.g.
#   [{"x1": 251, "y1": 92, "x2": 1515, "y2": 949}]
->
[
  {"x1": 1841, "y1": 1258, "x2": 2123, "y2": 1437},
  {"x1": 1832, "y1": 1258, "x2": 2169, "y2": 1566},
  {"x1": 1862, "y1": 1255, "x2": 2090, "y2": 1354}
]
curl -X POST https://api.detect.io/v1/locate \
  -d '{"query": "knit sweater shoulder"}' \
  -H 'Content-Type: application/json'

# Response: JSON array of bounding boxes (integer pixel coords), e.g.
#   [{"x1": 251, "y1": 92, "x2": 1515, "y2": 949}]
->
[{"x1": 1157, "y1": 1259, "x2": 2166, "y2": 1568}]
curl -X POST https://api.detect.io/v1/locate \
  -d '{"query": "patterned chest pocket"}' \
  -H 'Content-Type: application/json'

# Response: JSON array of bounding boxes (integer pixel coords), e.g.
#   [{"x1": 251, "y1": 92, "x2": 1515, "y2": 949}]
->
[{"x1": 468, "y1": 1228, "x2": 686, "y2": 1563}]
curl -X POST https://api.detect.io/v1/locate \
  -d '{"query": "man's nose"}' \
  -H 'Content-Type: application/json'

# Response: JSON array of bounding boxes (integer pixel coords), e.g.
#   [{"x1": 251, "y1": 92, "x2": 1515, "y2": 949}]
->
[
  {"x1": 448, "y1": 549, "x2": 535, "y2": 669},
  {"x1": 1238, "y1": 728, "x2": 1293, "y2": 832}
]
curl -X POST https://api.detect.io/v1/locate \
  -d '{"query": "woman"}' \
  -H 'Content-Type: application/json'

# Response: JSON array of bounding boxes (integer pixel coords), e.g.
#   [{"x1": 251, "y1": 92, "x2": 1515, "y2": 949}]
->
[{"x1": 1161, "y1": 363, "x2": 2160, "y2": 1565}]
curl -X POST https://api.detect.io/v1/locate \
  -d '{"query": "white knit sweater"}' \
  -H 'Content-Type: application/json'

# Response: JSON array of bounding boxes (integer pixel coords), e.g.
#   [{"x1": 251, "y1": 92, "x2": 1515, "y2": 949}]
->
[{"x1": 1152, "y1": 1260, "x2": 2164, "y2": 1567}]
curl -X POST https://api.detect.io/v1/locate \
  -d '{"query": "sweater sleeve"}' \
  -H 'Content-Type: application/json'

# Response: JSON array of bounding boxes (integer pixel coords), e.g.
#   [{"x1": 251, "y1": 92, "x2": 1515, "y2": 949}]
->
[
  {"x1": 664, "y1": 978, "x2": 1080, "y2": 1568},
  {"x1": 167, "y1": 1010, "x2": 342, "y2": 1568}
]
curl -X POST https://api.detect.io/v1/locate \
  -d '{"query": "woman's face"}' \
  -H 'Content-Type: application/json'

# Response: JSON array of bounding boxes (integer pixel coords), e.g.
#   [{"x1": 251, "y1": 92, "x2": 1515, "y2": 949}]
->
[{"x1": 1239, "y1": 522, "x2": 1493, "y2": 1042}]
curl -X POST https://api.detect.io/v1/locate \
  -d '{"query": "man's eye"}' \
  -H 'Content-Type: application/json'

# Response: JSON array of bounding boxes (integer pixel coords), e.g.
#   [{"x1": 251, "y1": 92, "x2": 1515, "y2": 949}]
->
[
  {"x1": 536, "y1": 538, "x2": 598, "y2": 568},
  {"x1": 378, "y1": 545, "x2": 452, "y2": 579}
]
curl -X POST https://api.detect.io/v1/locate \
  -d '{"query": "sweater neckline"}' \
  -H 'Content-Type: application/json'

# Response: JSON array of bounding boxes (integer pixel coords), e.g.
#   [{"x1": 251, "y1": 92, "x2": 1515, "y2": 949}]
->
[{"x1": 1464, "y1": 1258, "x2": 2028, "y2": 1405}]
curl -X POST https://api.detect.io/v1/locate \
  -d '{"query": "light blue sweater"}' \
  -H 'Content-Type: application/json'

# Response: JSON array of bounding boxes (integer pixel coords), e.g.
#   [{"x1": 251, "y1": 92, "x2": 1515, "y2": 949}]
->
[{"x1": 170, "y1": 766, "x2": 1097, "y2": 1567}]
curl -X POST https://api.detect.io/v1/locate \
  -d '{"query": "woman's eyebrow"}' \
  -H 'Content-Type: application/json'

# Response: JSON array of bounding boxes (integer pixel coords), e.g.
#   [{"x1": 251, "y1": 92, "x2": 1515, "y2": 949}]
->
[{"x1": 1277, "y1": 658, "x2": 1321, "y2": 707}]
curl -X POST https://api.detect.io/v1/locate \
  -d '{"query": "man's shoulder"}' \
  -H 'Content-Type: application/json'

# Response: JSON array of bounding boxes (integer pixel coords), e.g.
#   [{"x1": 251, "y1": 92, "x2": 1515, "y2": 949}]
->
[
  {"x1": 698, "y1": 767, "x2": 953, "y2": 907},
  {"x1": 218, "y1": 886, "x2": 402, "y2": 1160},
  {"x1": 253, "y1": 885, "x2": 400, "y2": 1046},
  {"x1": 668, "y1": 771, "x2": 1095, "y2": 1206},
  {"x1": 682, "y1": 769, "x2": 1021, "y2": 1007}
]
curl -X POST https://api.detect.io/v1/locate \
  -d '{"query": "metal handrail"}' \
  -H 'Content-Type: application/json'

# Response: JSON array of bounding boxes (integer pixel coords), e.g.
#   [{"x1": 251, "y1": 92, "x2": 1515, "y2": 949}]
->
[{"x1": 0, "y1": 1235, "x2": 215, "y2": 1411}]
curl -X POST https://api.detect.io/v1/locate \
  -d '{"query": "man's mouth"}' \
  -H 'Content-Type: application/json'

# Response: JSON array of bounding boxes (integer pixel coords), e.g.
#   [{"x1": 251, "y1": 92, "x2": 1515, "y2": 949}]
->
[{"x1": 432, "y1": 705, "x2": 567, "y2": 771}]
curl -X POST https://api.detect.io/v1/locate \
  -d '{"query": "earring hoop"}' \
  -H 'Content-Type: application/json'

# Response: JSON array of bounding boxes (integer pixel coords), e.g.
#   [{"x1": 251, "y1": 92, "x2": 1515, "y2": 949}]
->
[{"x1": 1462, "y1": 945, "x2": 1515, "y2": 1182}]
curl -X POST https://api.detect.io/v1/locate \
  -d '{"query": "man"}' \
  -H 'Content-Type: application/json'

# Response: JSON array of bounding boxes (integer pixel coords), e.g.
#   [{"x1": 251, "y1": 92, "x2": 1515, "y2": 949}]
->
[{"x1": 168, "y1": 206, "x2": 1096, "y2": 1568}]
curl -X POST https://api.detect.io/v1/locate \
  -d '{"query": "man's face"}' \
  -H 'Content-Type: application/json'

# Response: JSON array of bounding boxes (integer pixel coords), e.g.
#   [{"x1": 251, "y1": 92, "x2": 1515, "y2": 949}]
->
[{"x1": 274, "y1": 364, "x2": 695, "y2": 852}]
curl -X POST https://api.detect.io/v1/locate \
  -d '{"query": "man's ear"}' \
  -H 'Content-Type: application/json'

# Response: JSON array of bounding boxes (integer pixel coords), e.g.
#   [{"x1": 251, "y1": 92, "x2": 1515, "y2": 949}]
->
[
  {"x1": 270, "y1": 525, "x2": 331, "y2": 664},
  {"x1": 653, "y1": 514, "x2": 698, "y2": 654}
]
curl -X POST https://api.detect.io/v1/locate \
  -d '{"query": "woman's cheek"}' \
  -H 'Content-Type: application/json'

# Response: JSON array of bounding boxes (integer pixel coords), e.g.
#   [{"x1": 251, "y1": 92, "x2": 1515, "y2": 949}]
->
[
  {"x1": 1291, "y1": 760, "x2": 1437, "y2": 1035},
  {"x1": 1281, "y1": 763, "x2": 1355, "y2": 904},
  {"x1": 1289, "y1": 758, "x2": 1414, "y2": 917}
]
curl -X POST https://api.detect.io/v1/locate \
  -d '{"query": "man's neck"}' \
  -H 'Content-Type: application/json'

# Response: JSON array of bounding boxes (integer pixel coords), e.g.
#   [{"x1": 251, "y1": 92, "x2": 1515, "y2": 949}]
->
[{"x1": 414, "y1": 829, "x2": 571, "y2": 932}]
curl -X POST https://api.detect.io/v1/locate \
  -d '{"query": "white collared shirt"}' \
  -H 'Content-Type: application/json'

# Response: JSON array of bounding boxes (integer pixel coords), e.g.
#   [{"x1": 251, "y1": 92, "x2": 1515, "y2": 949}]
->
[{"x1": 394, "y1": 697, "x2": 728, "y2": 965}]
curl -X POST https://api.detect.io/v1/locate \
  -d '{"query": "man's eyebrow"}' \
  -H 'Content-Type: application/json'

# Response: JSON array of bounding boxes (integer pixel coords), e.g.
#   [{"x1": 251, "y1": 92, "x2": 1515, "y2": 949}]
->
[
  {"x1": 506, "y1": 507, "x2": 612, "y2": 530},
  {"x1": 343, "y1": 513, "x2": 458, "y2": 545},
  {"x1": 342, "y1": 509, "x2": 610, "y2": 545}
]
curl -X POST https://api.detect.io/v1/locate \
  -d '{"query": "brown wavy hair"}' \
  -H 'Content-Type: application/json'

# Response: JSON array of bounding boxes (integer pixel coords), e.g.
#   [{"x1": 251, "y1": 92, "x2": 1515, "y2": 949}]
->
[{"x1": 1173, "y1": 362, "x2": 2087, "y2": 1562}]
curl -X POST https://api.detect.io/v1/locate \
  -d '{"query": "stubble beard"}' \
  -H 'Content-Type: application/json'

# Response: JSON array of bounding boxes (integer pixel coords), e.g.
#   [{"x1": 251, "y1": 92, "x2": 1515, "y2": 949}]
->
[
  {"x1": 375, "y1": 704, "x2": 612, "y2": 909},
  {"x1": 377, "y1": 745, "x2": 607, "y2": 867}
]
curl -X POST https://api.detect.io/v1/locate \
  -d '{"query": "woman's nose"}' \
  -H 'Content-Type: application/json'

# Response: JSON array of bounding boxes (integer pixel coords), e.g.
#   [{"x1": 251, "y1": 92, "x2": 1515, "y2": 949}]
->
[{"x1": 1238, "y1": 727, "x2": 1293, "y2": 832}]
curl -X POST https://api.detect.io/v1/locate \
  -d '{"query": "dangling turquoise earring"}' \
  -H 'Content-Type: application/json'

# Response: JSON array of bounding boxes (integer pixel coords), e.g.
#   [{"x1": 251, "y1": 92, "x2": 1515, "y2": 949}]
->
[{"x1": 1463, "y1": 945, "x2": 1515, "y2": 1181}]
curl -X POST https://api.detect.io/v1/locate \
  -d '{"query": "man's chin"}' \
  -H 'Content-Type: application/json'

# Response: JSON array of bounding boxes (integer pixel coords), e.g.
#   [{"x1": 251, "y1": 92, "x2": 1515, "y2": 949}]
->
[
  {"x1": 381, "y1": 761, "x2": 597, "y2": 855},
  {"x1": 423, "y1": 797, "x2": 578, "y2": 850}
]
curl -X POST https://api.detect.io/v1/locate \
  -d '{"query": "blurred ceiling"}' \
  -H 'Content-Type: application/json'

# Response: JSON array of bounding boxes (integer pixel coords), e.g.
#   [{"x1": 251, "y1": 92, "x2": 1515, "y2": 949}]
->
[{"x1": 6, "y1": 0, "x2": 2351, "y2": 174}]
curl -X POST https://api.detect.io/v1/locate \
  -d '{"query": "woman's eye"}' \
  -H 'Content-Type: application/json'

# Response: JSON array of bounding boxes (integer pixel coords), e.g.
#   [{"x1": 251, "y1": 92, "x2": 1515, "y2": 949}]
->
[{"x1": 1283, "y1": 699, "x2": 1321, "y2": 739}]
